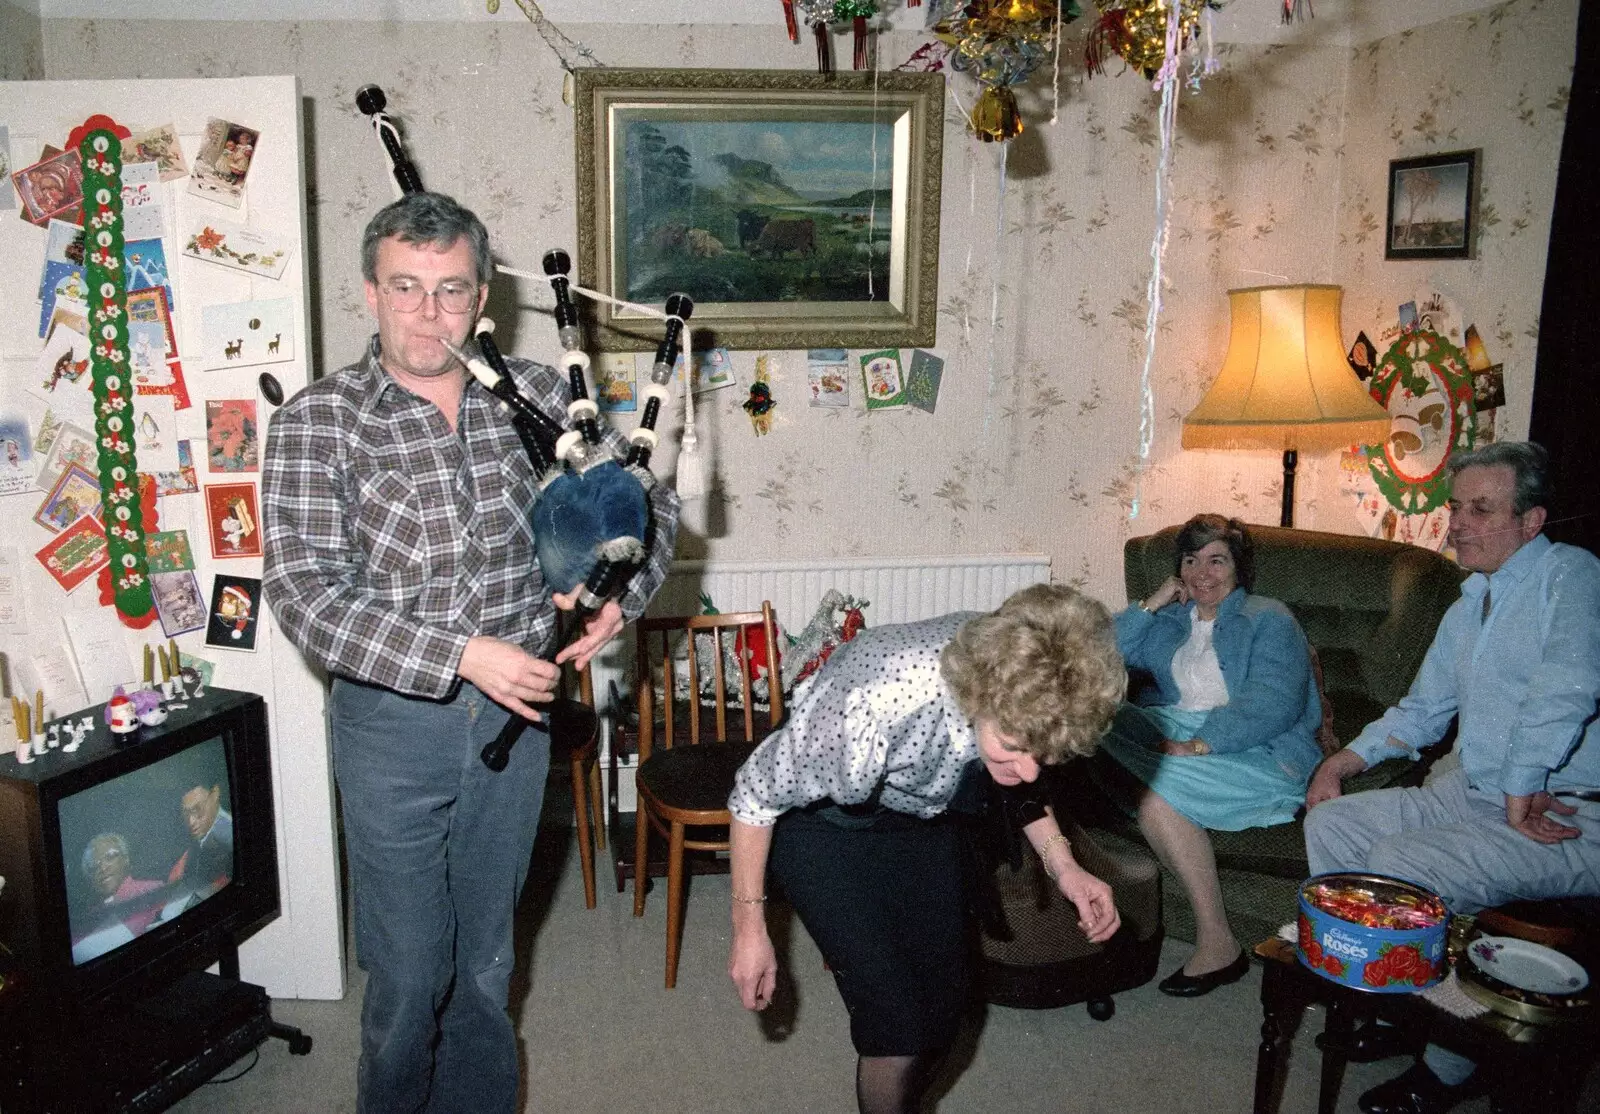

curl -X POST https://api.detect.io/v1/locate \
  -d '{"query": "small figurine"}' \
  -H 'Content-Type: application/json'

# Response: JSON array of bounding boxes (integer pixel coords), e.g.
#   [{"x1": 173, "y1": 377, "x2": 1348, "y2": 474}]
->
[
  {"x1": 105, "y1": 687, "x2": 139, "y2": 735},
  {"x1": 63, "y1": 720, "x2": 90, "y2": 753},
  {"x1": 130, "y1": 688, "x2": 167, "y2": 727}
]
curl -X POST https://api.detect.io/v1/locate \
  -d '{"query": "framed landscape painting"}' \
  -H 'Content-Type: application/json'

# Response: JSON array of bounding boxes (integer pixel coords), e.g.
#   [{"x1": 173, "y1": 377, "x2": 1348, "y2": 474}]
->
[
  {"x1": 572, "y1": 68, "x2": 944, "y2": 351},
  {"x1": 1385, "y1": 150, "x2": 1478, "y2": 261}
]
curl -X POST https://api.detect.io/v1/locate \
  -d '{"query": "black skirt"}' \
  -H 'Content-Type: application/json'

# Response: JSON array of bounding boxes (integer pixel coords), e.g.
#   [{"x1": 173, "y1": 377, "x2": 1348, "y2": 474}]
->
[{"x1": 768, "y1": 803, "x2": 970, "y2": 1057}]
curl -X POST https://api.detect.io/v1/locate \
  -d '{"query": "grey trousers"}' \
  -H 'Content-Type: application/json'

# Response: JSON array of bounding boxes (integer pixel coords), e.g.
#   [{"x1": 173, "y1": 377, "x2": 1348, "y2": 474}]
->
[
  {"x1": 1303, "y1": 766, "x2": 1600, "y2": 1085},
  {"x1": 332, "y1": 677, "x2": 550, "y2": 1114}
]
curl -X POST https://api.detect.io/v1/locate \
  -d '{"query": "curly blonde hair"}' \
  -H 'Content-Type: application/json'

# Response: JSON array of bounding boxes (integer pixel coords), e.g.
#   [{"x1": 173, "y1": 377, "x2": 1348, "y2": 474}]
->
[{"x1": 940, "y1": 583, "x2": 1125, "y2": 765}]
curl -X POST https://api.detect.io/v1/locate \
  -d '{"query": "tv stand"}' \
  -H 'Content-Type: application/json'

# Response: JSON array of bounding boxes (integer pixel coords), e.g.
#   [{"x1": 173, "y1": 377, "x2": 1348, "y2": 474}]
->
[
  {"x1": 0, "y1": 944, "x2": 312, "y2": 1112},
  {"x1": 218, "y1": 938, "x2": 314, "y2": 1057}
]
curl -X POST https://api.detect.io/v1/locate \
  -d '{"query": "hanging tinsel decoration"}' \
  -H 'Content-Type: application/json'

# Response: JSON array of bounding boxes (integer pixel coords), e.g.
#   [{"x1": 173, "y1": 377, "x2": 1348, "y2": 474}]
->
[
  {"x1": 783, "y1": 0, "x2": 800, "y2": 42},
  {"x1": 1086, "y1": 0, "x2": 1212, "y2": 81},
  {"x1": 835, "y1": 0, "x2": 879, "y2": 70},
  {"x1": 1282, "y1": 0, "x2": 1313, "y2": 23},
  {"x1": 933, "y1": 0, "x2": 1078, "y2": 142},
  {"x1": 797, "y1": 0, "x2": 837, "y2": 71}
]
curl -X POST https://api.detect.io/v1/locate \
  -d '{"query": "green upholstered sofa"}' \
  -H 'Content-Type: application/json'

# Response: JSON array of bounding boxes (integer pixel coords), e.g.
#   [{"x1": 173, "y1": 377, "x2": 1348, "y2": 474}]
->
[{"x1": 1073, "y1": 523, "x2": 1467, "y2": 947}]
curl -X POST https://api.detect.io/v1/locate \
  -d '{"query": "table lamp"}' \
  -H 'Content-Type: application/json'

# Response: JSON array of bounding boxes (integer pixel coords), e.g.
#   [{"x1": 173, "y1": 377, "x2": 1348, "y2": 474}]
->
[{"x1": 1182, "y1": 284, "x2": 1391, "y2": 527}]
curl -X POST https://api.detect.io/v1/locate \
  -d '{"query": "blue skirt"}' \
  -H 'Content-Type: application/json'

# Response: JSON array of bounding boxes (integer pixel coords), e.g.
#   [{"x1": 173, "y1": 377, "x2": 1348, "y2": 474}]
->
[{"x1": 1096, "y1": 703, "x2": 1307, "y2": 831}]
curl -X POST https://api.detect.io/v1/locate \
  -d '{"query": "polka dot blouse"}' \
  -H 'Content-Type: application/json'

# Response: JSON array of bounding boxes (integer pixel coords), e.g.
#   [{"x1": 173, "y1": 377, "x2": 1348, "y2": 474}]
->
[{"x1": 728, "y1": 612, "x2": 981, "y2": 827}]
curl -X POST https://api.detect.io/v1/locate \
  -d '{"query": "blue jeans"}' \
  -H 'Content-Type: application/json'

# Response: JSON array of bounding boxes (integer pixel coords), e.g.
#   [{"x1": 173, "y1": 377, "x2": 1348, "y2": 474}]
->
[{"x1": 332, "y1": 678, "x2": 551, "y2": 1114}]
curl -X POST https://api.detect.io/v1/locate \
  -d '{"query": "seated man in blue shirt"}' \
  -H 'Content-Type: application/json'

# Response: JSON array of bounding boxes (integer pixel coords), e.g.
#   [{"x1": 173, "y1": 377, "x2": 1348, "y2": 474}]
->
[{"x1": 1303, "y1": 441, "x2": 1600, "y2": 1114}]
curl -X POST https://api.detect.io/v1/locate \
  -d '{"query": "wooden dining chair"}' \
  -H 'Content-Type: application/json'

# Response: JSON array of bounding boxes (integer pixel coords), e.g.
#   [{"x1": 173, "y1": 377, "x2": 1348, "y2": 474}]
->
[
  {"x1": 631, "y1": 603, "x2": 784, "y2": 987},
  {"x1": 555, "y1": 664, "x2": 605, "y2": 910}
]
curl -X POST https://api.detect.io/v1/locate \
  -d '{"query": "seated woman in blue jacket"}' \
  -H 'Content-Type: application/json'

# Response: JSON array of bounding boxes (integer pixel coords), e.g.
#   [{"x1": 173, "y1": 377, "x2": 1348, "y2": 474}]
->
[{"x1": 1098, "y1": 514, "x2": 1322, "y2": 996}]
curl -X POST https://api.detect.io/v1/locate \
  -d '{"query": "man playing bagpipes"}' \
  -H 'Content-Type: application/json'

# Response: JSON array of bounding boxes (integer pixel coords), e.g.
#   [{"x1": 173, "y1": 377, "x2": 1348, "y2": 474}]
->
[{"x1": 261, "y1": 191, "x2": 679, "y2": 1113}]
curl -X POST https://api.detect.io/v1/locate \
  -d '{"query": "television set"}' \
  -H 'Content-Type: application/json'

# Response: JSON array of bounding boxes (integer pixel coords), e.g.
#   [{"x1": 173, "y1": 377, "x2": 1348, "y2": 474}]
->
[{"x1": 0, "y1": 687, "x2": 279, "y2": 1018}]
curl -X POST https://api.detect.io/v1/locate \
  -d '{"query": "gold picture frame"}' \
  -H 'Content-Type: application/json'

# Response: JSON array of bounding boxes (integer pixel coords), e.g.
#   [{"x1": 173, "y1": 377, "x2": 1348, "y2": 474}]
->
[{"x1": 573, "y1": 68, "x2": 944, "y2": 352}]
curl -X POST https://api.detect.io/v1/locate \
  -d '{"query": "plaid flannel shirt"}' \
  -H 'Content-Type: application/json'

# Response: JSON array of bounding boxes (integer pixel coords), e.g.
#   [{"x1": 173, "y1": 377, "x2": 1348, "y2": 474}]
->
[{"x1": 262, "y1": 338, "x2": 680, "y2": 699}]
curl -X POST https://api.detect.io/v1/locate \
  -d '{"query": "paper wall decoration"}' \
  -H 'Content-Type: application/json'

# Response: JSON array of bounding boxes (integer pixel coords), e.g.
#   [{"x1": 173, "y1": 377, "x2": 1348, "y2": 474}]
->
[{"x1": 74, "y1": 113, "x2": 156, "y2": 626}]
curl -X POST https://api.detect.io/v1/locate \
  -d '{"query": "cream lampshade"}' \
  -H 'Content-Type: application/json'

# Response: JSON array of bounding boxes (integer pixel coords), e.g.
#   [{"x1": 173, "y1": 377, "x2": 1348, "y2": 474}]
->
[{"x1": 1183, "y1": 284, "x2": 1391, "y2": 526}]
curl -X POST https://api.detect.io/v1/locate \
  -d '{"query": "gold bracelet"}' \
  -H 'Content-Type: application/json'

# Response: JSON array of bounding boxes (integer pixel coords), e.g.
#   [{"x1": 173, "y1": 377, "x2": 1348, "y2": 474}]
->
[
  {"x1": 732, "y1": 893, "x2": 768, "y2": 905},
  {"x1": 1038, "y1": 833, "x2": 1071, "y2": 879}
]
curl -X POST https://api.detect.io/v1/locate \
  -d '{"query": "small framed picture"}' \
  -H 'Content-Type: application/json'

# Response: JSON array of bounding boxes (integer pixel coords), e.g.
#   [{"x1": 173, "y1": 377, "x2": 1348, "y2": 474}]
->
[{"x1": 1385, "y1": 150, "x2": 1478, "y2": 261}]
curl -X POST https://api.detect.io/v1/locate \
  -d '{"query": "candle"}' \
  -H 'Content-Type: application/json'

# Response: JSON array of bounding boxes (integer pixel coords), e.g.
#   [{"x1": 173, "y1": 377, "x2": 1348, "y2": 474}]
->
[
  {"x1": 144, "y1": 644, "x2": 155, "y2": 685},
  {"x1": 169, "y1": 639, "x2": 181, "y2": 676},
  {"x1": 34, "y1": 689, "x2": 43, "y2": 732},
  {"x1": 157, "y1": 646, "x2": 171, "y2": 682},
  {"x1": 9, "y1": 698, "x2": 23, "y2": 742}
]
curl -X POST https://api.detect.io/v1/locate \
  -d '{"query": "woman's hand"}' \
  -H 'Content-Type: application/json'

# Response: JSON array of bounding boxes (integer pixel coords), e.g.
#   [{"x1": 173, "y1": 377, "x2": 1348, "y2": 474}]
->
[
  {"x1": 730, "y1": 924, "x2": 778, "y2": 1010},
  {"x1": 1142, "y1": 576, "x2": 1187, "y2": 613},
  {"x1": 1057, "y1": 867, "x2": 1121, "y2": 944},
  {"x1": 1159, "y1": 738, "x2": 1209, "y2": 757}
]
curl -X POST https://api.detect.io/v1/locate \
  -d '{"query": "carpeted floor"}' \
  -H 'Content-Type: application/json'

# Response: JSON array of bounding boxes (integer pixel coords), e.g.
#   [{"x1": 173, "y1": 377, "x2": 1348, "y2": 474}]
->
[{"x1": 168, "y1": 804, "x2": 1598, "y2": 1114}]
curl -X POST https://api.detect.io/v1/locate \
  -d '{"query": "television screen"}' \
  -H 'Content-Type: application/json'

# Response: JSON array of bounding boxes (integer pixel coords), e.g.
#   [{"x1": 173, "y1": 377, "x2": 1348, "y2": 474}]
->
[{"x1": 57, "y1": 737, "x2": 234, "y2": 966}]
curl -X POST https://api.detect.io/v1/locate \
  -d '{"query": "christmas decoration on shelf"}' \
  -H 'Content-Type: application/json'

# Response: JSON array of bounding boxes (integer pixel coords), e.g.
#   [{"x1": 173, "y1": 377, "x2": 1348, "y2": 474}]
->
[
  {"x1": 933, "y1": 0, "x2": 1080, "y2": 142},
  {"x1": 71, "y1": 113, "x2": 156, "y2": 628}
]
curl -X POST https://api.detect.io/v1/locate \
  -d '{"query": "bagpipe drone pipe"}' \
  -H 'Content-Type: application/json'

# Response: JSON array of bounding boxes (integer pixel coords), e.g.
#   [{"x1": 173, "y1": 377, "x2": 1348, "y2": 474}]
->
[{"x1": 356, "y1": 85, "x2": 692, "y2": 770}]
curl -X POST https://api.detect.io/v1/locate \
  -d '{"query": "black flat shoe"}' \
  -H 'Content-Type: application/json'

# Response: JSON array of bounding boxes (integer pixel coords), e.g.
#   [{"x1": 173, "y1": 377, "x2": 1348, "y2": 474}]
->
[
  {"x1": 1157, "y1": 949, "x2": 1251, "y2": 997},
  {"x1": 1358, "y1": 1063, "x2": 1483, "y2": 1114},
  {"x1": 1318, "y1": 1019, "x2": 1422, "y2": 1063}
]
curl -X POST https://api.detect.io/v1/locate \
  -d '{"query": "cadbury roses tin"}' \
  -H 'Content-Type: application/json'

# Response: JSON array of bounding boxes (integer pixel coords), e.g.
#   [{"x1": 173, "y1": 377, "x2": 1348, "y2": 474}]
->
[{"x1": 1297, "y1": 873, "x2": 1449, "y2": 992}]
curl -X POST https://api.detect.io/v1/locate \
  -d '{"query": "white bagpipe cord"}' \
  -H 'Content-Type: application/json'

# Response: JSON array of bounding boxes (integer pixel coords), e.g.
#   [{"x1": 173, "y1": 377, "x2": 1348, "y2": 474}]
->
[
  {"x1": 495, "y1": 264, "x2": 706, "y2": 499},
  {"x1": 1130, "y1": 2, "x2": 1184, "y2": 520}
]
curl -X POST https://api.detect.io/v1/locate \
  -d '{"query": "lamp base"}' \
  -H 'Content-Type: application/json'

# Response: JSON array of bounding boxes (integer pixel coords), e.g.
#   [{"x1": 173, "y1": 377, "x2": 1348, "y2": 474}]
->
[{"x1": 1281, "y1": 449, "x2": 1298, "y2": 528}]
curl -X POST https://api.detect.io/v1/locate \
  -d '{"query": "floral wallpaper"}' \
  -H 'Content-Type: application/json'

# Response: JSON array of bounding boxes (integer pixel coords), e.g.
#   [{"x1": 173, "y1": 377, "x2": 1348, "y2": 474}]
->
[
  {"x1": 32, "y1": 0, "x2": 1578, "y2": 608},
  {"x1": 0, "y1": 3, "x2": 44, "y2": 81}
]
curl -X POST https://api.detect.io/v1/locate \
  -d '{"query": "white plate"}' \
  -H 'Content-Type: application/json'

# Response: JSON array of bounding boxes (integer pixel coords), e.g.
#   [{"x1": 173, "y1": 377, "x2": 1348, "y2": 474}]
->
[{"x1": 1467, "y1": 935, "x2": 1589, "y2": 995}]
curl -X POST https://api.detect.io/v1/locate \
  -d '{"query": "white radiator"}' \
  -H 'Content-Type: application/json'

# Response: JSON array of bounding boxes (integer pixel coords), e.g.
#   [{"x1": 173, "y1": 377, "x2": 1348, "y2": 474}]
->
[{"x1": 593, "y1": 554, "x2": 1051, "y2": 812}]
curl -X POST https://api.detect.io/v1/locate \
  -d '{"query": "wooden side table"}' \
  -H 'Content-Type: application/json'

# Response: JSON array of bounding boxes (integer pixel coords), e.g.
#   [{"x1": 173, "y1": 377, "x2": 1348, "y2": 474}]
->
[{"x1": 1253, "y1": 938, "x2": 1598, "y2": 1114}]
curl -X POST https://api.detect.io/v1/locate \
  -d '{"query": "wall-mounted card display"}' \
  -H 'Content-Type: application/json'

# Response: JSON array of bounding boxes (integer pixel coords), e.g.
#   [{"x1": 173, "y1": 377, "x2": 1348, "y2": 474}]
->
[
  {"x1": 149, "y1": 439, "x2": 198, "y2": 496},
  {"x1": 33, "y1": 462, "x2": 100, "y2": 533},
  {"x1": 594, "y1": 354, "x2": 636, "y2": 413},
  {"x1": 205, "y1": 399, "x2": 259, "y2": 473},
  {"x1": 38, "y1": 263, "x2": 87, "y2": 340},
  {"x1": 126, "y1": 123, "x2": 189, "y2": 182},
  {"x1": 182, "y1": 217, "x2": 290, "y2": 279},
  {"x1": 35, "y1": 513, "x2": 108, "y2": 593},
  {"x1": 151, "y1": 569, "x2": 207, "y2": 638},
  {"x1": 0, "y1": 124, "x2": 15, "y2": 210},
  {"x1": 0, "y1": 411, "x2": 33, "y2": 497},
  {"x1": 133, "y1": 394, "x2": 181, "y2": 473},
  {"x1": 203, "y1": 481, "x2": 261, "y2": 559},
  {"x1": 120, "y1": 161, "x2": 164, "y2": 240},
  {"x1": 188, "y1": 118, "x2": 259, "y2": 208},
  {"x1": 904, "y1": 350, "x2": 944, "y2": 415},
  {"x1": 36, "y1": 421, "x2": 97, "y2": 493},
  {"x1": 205, "y1": 574, "x2": 262, "y2": 651},
  {"x1": 145, "y1": 529, "x2": 196, "y2": 573},
  {"x1": 860, "y1": 349, "x2": 908, "y2": 411},
  {"x1": 807, "y1": 349, "x2": 851, "y2": 409},
  {"x1": 200, "y1": 298, "x2": 294, "y2": 370},
  {"x1": 125, "y1": 238, "x2": 172, "y2": 298},
  {"x1": 11, "y1": 145, "x2": 82, "y2": 227},
  {"x1": 35, "y1": 326, "x2": 93, "y2": 421}
]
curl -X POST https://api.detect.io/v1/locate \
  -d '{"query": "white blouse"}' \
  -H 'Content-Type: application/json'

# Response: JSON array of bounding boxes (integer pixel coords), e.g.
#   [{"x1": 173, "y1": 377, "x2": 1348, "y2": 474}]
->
[
  {"x1": 1170, "y1": 614, "x2": 1230, "y2": 712},
  {"x1": 727, "y1": 612, "x2": 979, "y2": 827}
]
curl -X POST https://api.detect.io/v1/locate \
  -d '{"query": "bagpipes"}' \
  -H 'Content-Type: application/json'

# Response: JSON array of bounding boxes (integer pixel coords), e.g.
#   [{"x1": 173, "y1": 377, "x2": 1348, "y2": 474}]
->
[{"x1": 356, "y1": 85, "x2": 693, "y2": 770}]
